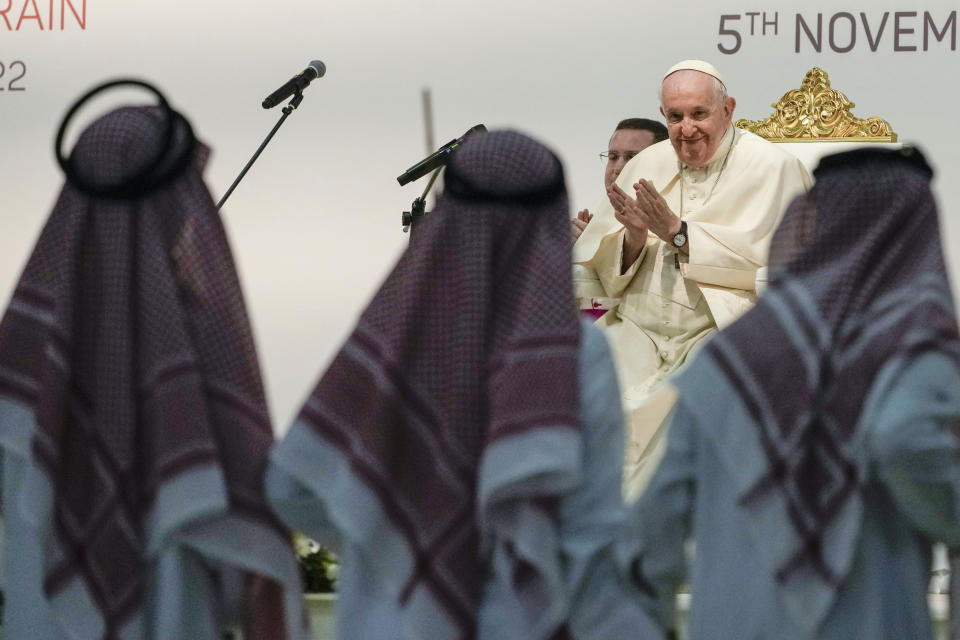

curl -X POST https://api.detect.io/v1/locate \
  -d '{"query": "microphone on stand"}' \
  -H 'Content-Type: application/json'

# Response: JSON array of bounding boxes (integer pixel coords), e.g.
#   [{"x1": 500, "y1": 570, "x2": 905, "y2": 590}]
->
[
  {"x1": 397, "y1": 124, "x2": 486, "y2": 186},
  {"x1": 262, "y1": 60, "x2": 326, "y2": 109},
  {"x1": 217, "y1": 61, "x2": 325, "y2": 209}
]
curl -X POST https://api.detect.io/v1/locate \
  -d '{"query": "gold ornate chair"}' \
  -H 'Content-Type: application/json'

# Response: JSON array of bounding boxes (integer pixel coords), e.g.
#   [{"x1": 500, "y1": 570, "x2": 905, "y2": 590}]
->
[{"x1": 735, "y1": 67, "x2": 899, "y2": 171}]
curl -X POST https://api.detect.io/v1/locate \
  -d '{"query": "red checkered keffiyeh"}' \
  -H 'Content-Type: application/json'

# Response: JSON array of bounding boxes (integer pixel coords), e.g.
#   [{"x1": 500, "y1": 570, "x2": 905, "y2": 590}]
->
[
  {"x1": 0, "y1": 105, "x2": 302, "y2": 639},
  {"x1": 687, "y1": 147, "x2": 960, "y2": 627},
  {"x1": 269, "y1": 130, "x2": 582, "y2": 639}
]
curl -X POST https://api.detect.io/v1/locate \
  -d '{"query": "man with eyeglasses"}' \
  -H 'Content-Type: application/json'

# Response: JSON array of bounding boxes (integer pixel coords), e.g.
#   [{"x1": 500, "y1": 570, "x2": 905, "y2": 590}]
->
[
  {"x1": 571, "y1": 118, "x2": 667, "y2": 241},
  {"x1": 572, "y1": 60, "x2": 812, "y2": 498}
]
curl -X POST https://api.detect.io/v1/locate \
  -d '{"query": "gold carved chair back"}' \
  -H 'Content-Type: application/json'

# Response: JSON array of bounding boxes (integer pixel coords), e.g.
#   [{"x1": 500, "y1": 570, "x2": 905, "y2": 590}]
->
[{"x1": 735, "y1": 67, "x2": 898, "y2": 171}]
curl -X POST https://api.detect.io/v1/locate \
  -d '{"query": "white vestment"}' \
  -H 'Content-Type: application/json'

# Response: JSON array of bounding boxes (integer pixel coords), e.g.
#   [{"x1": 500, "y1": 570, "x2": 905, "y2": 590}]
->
[{"x1": 573, "y1": 126, "x2": 812, "y2": 497}]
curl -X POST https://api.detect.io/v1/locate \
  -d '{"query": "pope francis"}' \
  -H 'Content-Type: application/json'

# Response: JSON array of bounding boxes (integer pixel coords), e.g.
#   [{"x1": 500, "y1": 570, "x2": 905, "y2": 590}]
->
[{"x1": 572, "y1": 60, "x2": 812, "y2": 498}]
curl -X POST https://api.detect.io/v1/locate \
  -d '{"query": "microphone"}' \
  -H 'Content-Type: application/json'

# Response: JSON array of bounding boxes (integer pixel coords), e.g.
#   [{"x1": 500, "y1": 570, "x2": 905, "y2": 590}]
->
[
  {"x1": 397, "y1": 124, "x2": 487, "y2": 186},
  {"x1": 262, "y1": 60, "x2": 326, "y2": 109}
]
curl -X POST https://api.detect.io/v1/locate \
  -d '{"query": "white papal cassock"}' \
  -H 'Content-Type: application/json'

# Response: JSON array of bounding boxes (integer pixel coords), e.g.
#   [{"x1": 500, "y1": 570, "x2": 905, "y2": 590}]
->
[{"x1": 573, "y1": 124, "x2": 812, "y2": 498}]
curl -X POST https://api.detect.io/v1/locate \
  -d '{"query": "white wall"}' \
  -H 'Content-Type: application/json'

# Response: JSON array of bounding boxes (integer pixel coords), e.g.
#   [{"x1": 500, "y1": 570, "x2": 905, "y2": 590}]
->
[{"x1": 2, "y1": 0, "x2": 958, "y2": 431}]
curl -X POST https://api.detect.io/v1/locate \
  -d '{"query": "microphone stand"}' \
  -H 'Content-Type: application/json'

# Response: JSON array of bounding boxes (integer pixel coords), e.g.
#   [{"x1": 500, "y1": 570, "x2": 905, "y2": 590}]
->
[
  {"x1": 217, "y1": 91, "x2": 305, "y2": 210},
  {"x1": 401, "y1": 166, "x2": 442, "y2": 234}
]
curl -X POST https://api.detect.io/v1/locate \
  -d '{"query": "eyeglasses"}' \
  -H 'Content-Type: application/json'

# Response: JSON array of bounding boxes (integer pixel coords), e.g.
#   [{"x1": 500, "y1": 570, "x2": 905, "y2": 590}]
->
[{"x1": 600, "y1": 151, "x2": 640, "y2": 164}]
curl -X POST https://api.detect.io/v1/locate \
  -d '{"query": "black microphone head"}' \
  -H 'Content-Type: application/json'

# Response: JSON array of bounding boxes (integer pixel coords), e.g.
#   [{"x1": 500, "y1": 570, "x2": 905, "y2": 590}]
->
[
  {"x1": 308, "y1": 60, "x2": 326, "y2": 79},
  {"x1": 396, "y1": 124, "x2": 487, "y2": 186}
]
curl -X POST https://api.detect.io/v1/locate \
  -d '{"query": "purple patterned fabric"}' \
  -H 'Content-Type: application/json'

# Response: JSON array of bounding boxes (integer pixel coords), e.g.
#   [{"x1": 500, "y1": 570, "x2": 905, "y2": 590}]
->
[
  {"x1": 0, "y1": 106, "x2": 292, "y2": 637},
  {"x1": 696, "y1": 148, "x2": 959, "y2": 593},
  {"x1": 291, "y1": 130, "x2": 580, "y2": 637}
]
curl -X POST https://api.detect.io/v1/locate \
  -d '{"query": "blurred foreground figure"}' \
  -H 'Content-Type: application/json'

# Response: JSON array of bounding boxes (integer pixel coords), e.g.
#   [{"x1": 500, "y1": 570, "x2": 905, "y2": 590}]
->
[
  {"x1": 267, "y1": 130, "x2": 660, "y2": 639},
  {"x1": 0, "y1": 103, "x2": 303, "y2": 639},
  {"x1": 626, "y1": 147, "x2": 960, "y2": 639}
]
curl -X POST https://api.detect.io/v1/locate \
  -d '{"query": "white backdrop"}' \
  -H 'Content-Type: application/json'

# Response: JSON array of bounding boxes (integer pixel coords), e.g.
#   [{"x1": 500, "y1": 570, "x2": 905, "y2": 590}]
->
[{"x1": 3, "y1": 0, "x2": 959, "y2": 431}]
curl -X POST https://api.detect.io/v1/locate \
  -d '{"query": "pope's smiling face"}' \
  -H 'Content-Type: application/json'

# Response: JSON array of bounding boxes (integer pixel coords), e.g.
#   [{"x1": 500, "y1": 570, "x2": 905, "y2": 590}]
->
[{"x1": 660, "y1": 70, "x2": 735, "y2": 168}]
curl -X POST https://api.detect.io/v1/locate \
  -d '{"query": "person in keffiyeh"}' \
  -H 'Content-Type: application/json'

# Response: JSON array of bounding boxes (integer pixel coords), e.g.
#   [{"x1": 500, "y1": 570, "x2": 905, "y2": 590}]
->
[
  {"x1": 624, "y1": 146, "x2": 960, "y2": 639},
  {"x1": 266, "y1": 129, "x2": 660, "y2": 640},
  {"x1": 0, "y1": 102, "x2": 304, "y2": 639}
]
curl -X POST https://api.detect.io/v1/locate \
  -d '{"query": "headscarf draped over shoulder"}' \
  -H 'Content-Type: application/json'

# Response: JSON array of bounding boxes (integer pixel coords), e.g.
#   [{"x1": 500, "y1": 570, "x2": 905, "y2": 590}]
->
[
  {"x1": 268, "y1": 130, "x2": 583, "y2": 640},
  {"x1": 674, "y1": 147, "x2": 958, "y2": 633},
  {"x1": 0, "y1": 105, "x2": 303, "y2": 639}
]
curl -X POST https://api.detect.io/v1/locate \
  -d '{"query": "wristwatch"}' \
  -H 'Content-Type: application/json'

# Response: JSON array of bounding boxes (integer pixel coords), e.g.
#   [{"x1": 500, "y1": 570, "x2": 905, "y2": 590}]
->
[{"x1": 671, "y1": 220, "x2": 688, "y2": 248}]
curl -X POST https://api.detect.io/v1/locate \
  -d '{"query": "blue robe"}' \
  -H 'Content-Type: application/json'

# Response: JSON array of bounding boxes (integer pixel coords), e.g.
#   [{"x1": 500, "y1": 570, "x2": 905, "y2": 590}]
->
[{"x1": 627, "y1": 351, "x2": 960, "y2": 639}]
